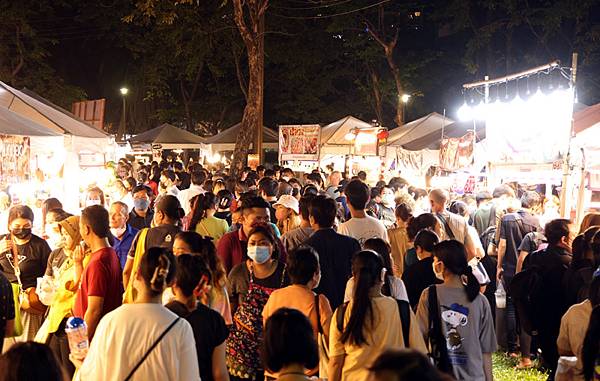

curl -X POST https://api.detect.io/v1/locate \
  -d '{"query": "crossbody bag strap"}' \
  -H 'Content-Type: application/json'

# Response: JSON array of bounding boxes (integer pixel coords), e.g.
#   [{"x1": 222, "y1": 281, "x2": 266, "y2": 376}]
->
[
  {"x1": 395, "y1": 299, "x2": 411, "y2": 348},
  {"x1": 10, "y1": 237, "x2": 23, "y2": 288},
  {"x1": 428, "y1": 285, "x2": 452, "y2": 373},
  {"x1": 124, "y1": 317, "x2": 181, "y2": 381},
  {"x1": 314, "y1": 293, "x2": 323, "y2": 334},
  {"x1": 436, "y1": 213, "x2": 455, "y2": 240}
]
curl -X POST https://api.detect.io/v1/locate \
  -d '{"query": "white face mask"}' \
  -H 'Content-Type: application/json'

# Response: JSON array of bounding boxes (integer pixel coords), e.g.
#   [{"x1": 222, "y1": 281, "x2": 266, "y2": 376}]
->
[
  {"x1": 432, "y1": 261, "x2": 444, "y2": 281},
  {"x1": 110, "y1": 226, "x2": 127, "y2": 238},
  {"x1": 382, "y1": 194, "x2": 395, "y2": 207},
  {"x1": 86, "y1": 199, "x2": 102, "y2": 207}
]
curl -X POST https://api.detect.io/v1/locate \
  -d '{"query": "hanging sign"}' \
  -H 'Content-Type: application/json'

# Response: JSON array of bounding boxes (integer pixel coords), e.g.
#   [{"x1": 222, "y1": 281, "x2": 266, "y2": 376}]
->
[
  {"x1": 0, "y1": 135, "x2": 30, "y2": 189},
  {"x1": 279, "y1": 125, "x2": 321, "y2": 161}
]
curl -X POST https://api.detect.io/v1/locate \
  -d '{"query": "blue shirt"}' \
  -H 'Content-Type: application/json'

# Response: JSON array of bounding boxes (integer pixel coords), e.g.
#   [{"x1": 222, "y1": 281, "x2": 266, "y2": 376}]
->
[{"x1": 113, "y1": 225, "x2": 138, "y2": 270}]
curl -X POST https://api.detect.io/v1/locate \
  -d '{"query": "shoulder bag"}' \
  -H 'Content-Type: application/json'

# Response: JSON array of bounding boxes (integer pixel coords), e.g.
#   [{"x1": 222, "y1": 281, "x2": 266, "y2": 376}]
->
[
  {"x1": 10, "y1": 238, "x2": 46, "y2": 315},
  {"x1": 124, "y1": 317, "x2": 180, "y2": 381}
]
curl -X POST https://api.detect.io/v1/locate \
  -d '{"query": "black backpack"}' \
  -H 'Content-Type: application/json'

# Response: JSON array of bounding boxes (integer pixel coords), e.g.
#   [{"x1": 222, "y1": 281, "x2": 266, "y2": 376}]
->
[{"x1": 509, "y1": 265, "x2": 545, "y2": 336}]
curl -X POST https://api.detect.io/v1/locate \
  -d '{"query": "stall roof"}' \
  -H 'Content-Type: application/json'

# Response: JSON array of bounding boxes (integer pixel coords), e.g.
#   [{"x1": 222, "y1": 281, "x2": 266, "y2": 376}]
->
[
  {"x1": 320, "y1": 115, "x2": 374, "y2": 146},
  {"x1": 204, "y1": 123, "x2": 278, "y2": 144},
  {"x1": 129, "y1": 123, "x2": 206, "y2": 147},
  {"x1": 400, "y1": 120, "x2": 485, "y2": 150},
  {"x1": 387, "y1": 112, "x2": 454, "y2": 148},
  {"x1": 0, "y1": 81, "x2": 108, "y2": 138},
  {"x1": 574, "y1": 102, "x2": 600, "y2": 135},
  {"x1": 0, "y1": 105, "x2": 61, "y2": 136}
]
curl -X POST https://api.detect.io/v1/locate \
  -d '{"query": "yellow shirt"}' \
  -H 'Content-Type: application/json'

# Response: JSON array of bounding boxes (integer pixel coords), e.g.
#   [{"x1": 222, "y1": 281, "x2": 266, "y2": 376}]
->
[
  {"x1": 330, "y1": 296, "x2": 427, "y2": 381},
  {"x1": 388, "y1": 226, "x2": 411, "y2": 276},
  {"x1": 195, "y1": 216, "x2": 229, "y2": 242}
]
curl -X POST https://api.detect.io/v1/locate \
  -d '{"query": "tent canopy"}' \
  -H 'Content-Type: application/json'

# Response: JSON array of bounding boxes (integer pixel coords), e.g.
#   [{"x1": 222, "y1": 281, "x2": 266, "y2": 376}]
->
[
  {"x1": 387, "y1": 112, "x2": 454, "y2": 148},
  {"x1": 0, "y1": 82, "x2": 108, "y2": 138},
  {"x1": 398, "y1": 120, "x2": 485, "y2": 150},
  {"x1": 204, "y1": 123, "x2": 278, "y2": 144},
  {"x1": 0, "y1": 106, "x2": 61, "y2": 136},
  {"x1": 320, "y1": 115, "x2": 374, "y2": 146},
  {"x1": 130, "y1": 123, "x2": 206, "y2": 149}
]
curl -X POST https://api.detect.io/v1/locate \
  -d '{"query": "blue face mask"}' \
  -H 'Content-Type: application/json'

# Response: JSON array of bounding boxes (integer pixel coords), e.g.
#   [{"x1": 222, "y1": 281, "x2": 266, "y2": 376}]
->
[
  {"x1": 134, "y1": 198, "x2": 150, "y2": 211},
  {"x1": 247, "y1": 245, "x2": 271, "y2": 264}
]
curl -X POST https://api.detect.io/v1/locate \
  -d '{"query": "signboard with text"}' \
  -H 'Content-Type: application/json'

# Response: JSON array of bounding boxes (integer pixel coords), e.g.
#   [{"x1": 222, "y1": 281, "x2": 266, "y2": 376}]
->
[
  {"x1": 279, "y1": 124, "x2": 321, "y2": 161},
  {"x1": 0, "y1": 135, "x2": 30, "y2": 189}
]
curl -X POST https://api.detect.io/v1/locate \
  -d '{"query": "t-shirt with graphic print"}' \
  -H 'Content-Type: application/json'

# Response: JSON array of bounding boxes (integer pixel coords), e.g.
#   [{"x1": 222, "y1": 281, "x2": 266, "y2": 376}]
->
[{"x1": 416, "y1": 284, "x2": 497, "y2": 381}]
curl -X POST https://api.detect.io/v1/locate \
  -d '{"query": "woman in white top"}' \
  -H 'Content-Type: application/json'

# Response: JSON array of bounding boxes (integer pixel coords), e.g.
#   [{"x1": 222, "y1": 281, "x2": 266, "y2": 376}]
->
[
  {"x1": 74, "y1": 247, "x2": 200, "y2": 381},
  {"x1": 344, "y1": 238, "x2": 408, "y2": 302}
]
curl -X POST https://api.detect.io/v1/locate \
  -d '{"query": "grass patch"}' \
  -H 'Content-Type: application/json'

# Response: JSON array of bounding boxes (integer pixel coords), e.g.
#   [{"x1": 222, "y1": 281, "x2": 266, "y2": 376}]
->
[{"x1": 493, "y1": 352, "x2": 548, "y2": 381}]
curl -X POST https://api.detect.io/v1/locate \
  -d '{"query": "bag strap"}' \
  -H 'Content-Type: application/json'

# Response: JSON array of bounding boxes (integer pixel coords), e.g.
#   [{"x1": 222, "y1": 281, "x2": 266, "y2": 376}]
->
[
  {"x1": 125, "y1": 317, "x2": 180, "y2": 381},
  {"x1": 315, "y1": 293, "x2": 323, "y2": 334},
  {"x1": 9, "y1": 236, "x2": 24, "y2": 289},
  {"x1": 427, "y1": 285, "x2": 452, "y2": 373},
  {"x1": 395, "y1": 299, "x2": 411, "y2": 348},
  {"x1": 436, "y1": 213, "x2": 455, "y2": 240}
]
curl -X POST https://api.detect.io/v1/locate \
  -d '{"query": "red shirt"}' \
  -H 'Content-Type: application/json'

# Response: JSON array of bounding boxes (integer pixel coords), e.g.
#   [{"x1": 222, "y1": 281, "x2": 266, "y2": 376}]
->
[{"x1": 73, "y1": 247, "x2": 123, "y2": 318}]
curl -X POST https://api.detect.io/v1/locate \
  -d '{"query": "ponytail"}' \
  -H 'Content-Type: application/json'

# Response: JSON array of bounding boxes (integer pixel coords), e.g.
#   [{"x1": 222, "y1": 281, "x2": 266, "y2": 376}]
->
[
  {"x1": 189, "y1": 193, "x2": 217, "y2": 232},
  {"x1": 341, "y1": 250, "x2": 383, "y2": 346},
  {"x1": 139, "y1": 247, "x2": 176, "y2": 296},
  {"x1": 433, "y1": 240, "x2": 480, "y2": 302}
]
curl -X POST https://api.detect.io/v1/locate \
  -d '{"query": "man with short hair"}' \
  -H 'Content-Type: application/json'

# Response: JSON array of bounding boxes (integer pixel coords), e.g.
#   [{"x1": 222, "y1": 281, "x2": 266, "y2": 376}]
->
[
  {"x1": 216, "y1": 196, "x2": 286, "y2": 273},
  {"x1": 429, "y1": 188, "x2": 475, "y2": 255},
  {"x1": 129, "y1": 185, "x2": 154, "y2": 230},
  {"x1": 522, "y1": 218, "x2": 573, "y2": 379},
  {"x1": 305, "y1": 195, "x2": 360, "y2": 309},
  {"x1": 472, "y1": 191, "x2": 494, "y2": 237},
  {"x1": 496, "y1": 190, "x2": 541, "y2": 360},
  {"x1": 178, "y1": 171, "x2": 207, "y2": 215},
  {"x1": 159, "y1": 169, "x2": 179, "y2": 197},
  {"x1": 258, "y1": 177, "x2": 279, "y2": 223},
  {"x1": 280, "y1": 168, "x2": 294, "y2": 182},
  {"x1": 338, "y1": 179, "x2": 388, "y2": 246},
  {"x1": 281, "y1": 195, "x2": 315, "y2": 253},
  {"x1": 306, "y1": 172, "x2": 324, "y2": 190},
  {"x1": 109, "y1": 202, "x2": 138, "y2": 270},
  {"x1": 75, "y1": 205, "x2": 123, "y2": 340}
]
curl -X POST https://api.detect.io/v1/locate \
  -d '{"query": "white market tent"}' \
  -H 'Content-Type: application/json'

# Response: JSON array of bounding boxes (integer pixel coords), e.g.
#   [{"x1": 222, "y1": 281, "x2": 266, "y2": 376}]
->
[
  {"x1": 386, "y1": 112, "x2": 454, "y2": 148},
  {"x1": 319, "y1": 115, "x2": 374, "y2": 155},
  {"x1": 129, "y1": 123, "x2": 207, "y2": 150},
  {"x1": 0, "y1": 105, "x2": 61, "y2": 137},
  {"x1": 0, "y1": 81, "x2": 115, "y2": 213},
  {"x1": 204, "y1": 122, "x2": 278, "y2": 154}
]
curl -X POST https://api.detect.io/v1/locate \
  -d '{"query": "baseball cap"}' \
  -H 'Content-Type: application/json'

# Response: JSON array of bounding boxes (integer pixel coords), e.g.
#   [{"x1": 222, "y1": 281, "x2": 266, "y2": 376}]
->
[{"x1": 274, "y1": 194, "x2": 300, "y2": 215}]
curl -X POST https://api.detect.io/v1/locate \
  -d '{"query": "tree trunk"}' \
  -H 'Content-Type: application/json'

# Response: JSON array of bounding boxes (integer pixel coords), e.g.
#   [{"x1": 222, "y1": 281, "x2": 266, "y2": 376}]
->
[
  {"x1": 386, "y1": 53, "x2": 404, "y2": 127},
  {"x1": 230, "y1": 0, "x2": 267, "y2": 177},
  {"x1": 369, "y1": 69, "x2": 384, "y2": 124}
]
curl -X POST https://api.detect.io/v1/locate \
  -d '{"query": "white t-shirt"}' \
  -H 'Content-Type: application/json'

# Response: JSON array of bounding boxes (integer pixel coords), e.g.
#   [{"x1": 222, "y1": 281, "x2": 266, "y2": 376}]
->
[
  {"x1": 344, "y1": 276, "x2": 408, "y2": 303},
  {"x1": 338, "y1": 215, "x2": 389, "y2": 246},
  {"x1": 78, "y1": 303, "x2": 200, "y2": 381}
]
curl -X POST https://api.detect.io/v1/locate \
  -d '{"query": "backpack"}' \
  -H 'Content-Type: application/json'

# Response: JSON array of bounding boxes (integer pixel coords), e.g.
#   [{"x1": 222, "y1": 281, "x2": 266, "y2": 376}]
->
[
  {"x1": 509, "y1": 265, "x2": 544, "y2": 335},
  {"x1": 335, "y1": 298, "x2": 411, "y2": 347},
  {"x1": 478, "y1": 206, "x2": 496, "y2": 252}
]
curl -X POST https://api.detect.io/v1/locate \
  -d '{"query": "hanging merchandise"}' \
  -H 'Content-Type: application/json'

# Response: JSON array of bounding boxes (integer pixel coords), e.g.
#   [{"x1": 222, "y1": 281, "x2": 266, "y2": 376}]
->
[{"x1": 439, "y1": 131, "x2": 476, "y2": 171}]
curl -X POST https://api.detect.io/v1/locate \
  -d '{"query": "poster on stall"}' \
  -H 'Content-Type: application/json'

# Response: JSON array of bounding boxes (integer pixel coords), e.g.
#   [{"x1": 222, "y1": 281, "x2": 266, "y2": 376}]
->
[
  {"x1": 279, "y1": 125, "x2": 321, "y2": 161},
  {"x1": 439, "y1": 131, "x2": 475, "y2": 171},
  {"x1": 0, "y1": 135, "x2": 30, "y2": 189}
]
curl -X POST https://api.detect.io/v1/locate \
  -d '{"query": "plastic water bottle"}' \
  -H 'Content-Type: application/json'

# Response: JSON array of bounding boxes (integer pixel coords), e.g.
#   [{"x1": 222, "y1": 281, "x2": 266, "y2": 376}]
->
[
  {"x1": 495, "y1": 282, "x2": 506, "y2": 309},
  {"x1": 65, "y1": 317, "x2": 89, "y2": 357}
]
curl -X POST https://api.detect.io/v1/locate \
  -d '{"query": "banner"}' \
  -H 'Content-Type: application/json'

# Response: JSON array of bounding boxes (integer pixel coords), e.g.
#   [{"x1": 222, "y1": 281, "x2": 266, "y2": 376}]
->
[
  {"x1": 439, "y1": 131, "x2": 475, "y2": 171},
  {"x1": 279, "y1": 125, "x2": 321, "y2": 161},
  {"x1": 0, "y1": 135, "x2": 30, "y2": 189}
]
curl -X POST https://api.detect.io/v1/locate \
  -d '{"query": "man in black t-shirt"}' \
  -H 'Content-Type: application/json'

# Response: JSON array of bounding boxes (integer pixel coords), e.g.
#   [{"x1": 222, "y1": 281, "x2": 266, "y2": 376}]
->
[
  {"x1": 402, "y1": 229, "x2": 442, "y2": 310},
  {"x1": 496, "y1": 191, "x2": 541, "y2": 356}
]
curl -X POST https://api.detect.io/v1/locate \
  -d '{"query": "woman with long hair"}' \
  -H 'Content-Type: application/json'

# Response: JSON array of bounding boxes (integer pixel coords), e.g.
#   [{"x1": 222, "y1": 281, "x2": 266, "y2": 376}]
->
[
  {"x1": 416, "y1": 240, "x2": 496, "y2": 381},
  {"x1": 75, "y1": 247, "x2": 200, "y2": 380},
  {"x1": 328, "y1": 250, "x2": 426, "y2": 381},
  {"x1": 579, "y1": 213, "x2": 600, "y2": 235},
  {"x1": 226, "y1": 225, "x2": 289, "y2": 380},
  {"x1": 189, "y1": 193, "x2": 229, "y2": 242},
  {"x1": 170, "y1": 231, "x2": 232, "y2": 325},
  {"x1": 343, "y1": 238, "x2": 408, "y2": 302}
]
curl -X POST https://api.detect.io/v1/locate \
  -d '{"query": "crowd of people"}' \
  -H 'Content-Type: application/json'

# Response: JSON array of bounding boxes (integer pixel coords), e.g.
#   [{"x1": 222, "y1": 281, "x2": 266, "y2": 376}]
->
[{"x1": 0, "y1": 157, "x2": 599, "y2": 381}]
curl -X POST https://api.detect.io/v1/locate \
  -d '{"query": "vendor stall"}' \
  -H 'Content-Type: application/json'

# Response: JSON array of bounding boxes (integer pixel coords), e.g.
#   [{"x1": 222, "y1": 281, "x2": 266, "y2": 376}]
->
[
  {"x1": 129, "y1": 123, "x2": 208, "y2": 163},
  {"x1": 204, "y1": 122, "x2": 278, "y2": 164}
]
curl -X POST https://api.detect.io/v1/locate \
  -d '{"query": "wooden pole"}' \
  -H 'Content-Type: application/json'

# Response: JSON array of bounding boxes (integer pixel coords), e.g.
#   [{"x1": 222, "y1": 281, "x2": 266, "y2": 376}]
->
[
  {"x1": 256, "y1": 10, "x2": 265, "y2": 164},
  {"x1": 559, "y1": 52, "x2": 578, "y2": 218}
]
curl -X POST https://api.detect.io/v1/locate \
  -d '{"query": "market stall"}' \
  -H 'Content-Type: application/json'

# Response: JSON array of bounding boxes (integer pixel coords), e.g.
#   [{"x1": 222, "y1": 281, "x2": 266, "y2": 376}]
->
[
  {"x1": 129, "y1": 123, "x2": 208, "y2": 163},
  {"x1": 204, "y1": 122, "x2": 278, "y2": 163},
  {"x1": 0, "y1": 81, "x2": 116, "y2": 213}
]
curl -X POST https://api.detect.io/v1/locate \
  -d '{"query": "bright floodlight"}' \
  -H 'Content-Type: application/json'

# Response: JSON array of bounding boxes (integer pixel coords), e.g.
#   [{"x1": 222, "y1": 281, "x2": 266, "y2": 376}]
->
[
  {"x1": 120, "y1": 87, "x2": 129, "y2": 95},
  {"x1": 401, "y1": 94, "x2": 411, "y2": 103},
  {"x1": 344, "y1": 132, "x2": 356, "y2": 141},
  {"x1": 457, "y1": 102, "x2": 473, "y2": 121}
]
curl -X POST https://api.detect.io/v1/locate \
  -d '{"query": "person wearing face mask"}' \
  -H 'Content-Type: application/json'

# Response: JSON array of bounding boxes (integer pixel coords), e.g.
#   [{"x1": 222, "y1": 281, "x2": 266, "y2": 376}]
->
[
  {"x1": 262, "y1": 246, "x2": 332, "y2": 379},
  {"x1": 123, "y1": 195, "x2": 184, "y2": 303},
  {"x1": 43, "y1": 209, "x2": 72, "y2": 274},
  {"x1": 226, "y1": 225, "x2": 289, "y2": 381},
  {"x1": 129, "y1": 185, "x2": 154, "y2": 230},
  {"x1": 83, "y1": 187, "x2": 105, "y2": 209},
  {"x1": 35, "y1": 215, "x2": 89, "y2": 378},
  {"x1": 415, "y1": 240, "x2": 496, "y2": 381},
  {"x1": 159, "y1": 169, "x2": 180, "y2": 198},
  {"x1": 0, "y1": 205, "x2": 51, "y2": 345},
  {"x1": 110, "y1": 202, "x2": 139, "y2": 270},
  {"x1": 377, "y1": 187, "x2": 397, "y2": 229},
  {"x1": 217, "y1": 196, "x2": 287, "y2": 274}
]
